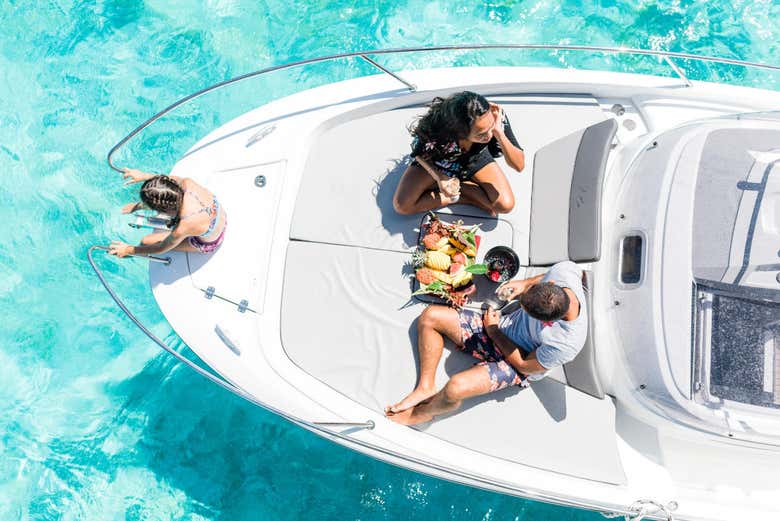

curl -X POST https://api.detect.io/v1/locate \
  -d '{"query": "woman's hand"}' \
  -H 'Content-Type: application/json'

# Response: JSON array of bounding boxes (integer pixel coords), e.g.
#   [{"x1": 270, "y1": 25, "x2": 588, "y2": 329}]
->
[
  {"x1": 437, "y1": 176, "x2": 461, "y2": 198},
  {"x1": 121, "y1": 202, "x2": 139, "y2": 214},
  {"x1": 490, "y1": 103, "x2": 505, "y2": 139},
  {"x1": 122, "y1": 168, "x2": 150, "y2": 185},
  {"x1": 108, "y1": 240, "x2": 134, "y2": 258}
]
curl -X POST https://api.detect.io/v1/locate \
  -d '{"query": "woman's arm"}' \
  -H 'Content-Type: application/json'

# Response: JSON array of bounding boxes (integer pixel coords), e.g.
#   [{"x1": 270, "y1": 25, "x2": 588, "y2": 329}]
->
[
  {"x1": 416, "y1": 157, "x2": 461, "y2": 198},
  {"x1": 489, "y1": 105, "x2": 525, "y2": 172}
]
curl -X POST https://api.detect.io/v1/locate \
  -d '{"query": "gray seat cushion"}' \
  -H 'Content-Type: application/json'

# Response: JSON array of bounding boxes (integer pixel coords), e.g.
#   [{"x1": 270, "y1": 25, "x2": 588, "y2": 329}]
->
[
  {"x1": 529, "y1": 119, "x2": 618, "y2": 265},
  {"x1": 562, "y1": 271, "x2": 605, "y2": 399}
]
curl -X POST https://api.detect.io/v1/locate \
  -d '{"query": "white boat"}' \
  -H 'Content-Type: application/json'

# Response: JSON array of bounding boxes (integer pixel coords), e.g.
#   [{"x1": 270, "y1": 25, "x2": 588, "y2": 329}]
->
[{"x1": 91, "y1": 45, "x2": 780, "y2": 521}]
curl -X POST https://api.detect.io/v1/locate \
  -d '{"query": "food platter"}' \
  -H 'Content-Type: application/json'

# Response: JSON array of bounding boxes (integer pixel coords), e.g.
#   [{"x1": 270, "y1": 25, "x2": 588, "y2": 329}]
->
[{"x1": 411, "y1": 213, "x2": 487, "y2": 308}]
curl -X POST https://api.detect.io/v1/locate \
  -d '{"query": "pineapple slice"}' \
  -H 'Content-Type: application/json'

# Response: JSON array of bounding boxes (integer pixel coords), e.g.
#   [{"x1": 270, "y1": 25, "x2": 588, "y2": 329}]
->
[{"x1": 424, "y1": 250, "x2": 451, "y2": 271}]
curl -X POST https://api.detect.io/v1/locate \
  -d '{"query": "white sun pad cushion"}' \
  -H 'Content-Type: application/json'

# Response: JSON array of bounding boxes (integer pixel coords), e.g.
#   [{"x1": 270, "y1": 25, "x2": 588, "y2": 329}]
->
[
  {"x1": 290, "y1": 94, "x2": 606, "y2": 263},
  {"x1": 281, "y1": 241, "x2": 625, "y2": 484}
]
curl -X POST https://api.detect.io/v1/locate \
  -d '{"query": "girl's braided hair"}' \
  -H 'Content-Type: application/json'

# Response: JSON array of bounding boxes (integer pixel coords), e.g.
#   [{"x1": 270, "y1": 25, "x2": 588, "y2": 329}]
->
[{"x1": 139, "y1": 176, "x2": 184, "y2": 228}]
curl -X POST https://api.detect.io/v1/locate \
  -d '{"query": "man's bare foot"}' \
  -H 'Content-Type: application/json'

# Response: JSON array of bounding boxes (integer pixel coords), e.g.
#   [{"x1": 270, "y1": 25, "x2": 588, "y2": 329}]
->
[
  {"x1": 384, "y1": 386, "x2": 436, "y2": 415},
  {"x1": 387, "y1": 405, "x2": 435, "y2": 425}
]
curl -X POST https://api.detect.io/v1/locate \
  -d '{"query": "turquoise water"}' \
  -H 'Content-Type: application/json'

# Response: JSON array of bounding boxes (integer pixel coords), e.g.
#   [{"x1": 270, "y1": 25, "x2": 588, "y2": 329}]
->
[{"x1": 1, "y1": 1, "x2": 779, "y2": 519}]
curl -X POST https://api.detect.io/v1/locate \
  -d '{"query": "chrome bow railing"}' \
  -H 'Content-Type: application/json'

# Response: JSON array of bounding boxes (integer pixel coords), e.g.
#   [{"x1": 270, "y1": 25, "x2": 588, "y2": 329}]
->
[{"x1": 106, "y1": 43, "x2": 780, "y2": 172}]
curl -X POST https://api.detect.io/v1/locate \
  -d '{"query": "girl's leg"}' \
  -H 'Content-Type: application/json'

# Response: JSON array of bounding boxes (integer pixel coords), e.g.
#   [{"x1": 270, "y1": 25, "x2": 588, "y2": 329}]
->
[
  {"x1": 393, "y1": 163, "x2": 450, "y2": 215},
  {"x1": 173, "y1": 240, "x2": 200, "y2": 252},
  {"x1": 470, "y1": 162, "x2": 516, "y2": 214},
  {"x1": 458, "y1": 182, "x2": 498, "y2": 216}
]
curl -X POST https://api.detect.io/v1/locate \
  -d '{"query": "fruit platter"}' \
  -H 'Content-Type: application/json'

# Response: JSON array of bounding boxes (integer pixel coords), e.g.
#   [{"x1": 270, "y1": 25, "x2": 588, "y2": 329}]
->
[{"x1": 411, "y1": 214, "x2": 487, "y2": 308}]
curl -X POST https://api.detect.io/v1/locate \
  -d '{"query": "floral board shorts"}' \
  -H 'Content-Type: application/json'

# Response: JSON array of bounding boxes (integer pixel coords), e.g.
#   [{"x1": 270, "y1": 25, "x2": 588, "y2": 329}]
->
[{"x1": 458, "y1": 309, "x2": 529, "y2": 392}]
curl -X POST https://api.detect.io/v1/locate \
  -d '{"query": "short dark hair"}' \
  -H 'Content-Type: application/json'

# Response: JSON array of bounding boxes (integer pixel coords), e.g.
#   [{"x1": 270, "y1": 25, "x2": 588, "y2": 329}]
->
[{"x1": 519, "y1": 283, "x2": 570, "y2": 322}]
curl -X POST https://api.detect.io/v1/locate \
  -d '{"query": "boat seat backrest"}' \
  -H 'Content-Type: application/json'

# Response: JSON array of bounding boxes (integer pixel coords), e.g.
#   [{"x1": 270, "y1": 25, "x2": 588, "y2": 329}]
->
[
  {"x1": 529, "y1": 118, "x2": 618, "y2": 265},
  {"x1": 562, "y1": 270, "x2": 605, "y2": 398}
]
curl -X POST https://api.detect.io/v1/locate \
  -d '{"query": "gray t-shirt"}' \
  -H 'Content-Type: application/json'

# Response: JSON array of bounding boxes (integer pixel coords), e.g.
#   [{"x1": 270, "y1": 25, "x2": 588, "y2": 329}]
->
[{"x1": 498, "y1": 261, "x2": 588, "y2": 379}]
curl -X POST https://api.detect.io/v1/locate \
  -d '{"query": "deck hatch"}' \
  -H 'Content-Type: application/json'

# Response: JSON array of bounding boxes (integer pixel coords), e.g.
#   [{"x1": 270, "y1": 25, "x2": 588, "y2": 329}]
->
[{"x1": 187, "y1": 160, "x2": 286, "y2": 314}]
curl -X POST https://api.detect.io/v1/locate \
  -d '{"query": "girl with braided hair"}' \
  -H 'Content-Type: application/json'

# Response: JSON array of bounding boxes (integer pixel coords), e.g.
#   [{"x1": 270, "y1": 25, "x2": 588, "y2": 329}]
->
[
  {"x1": 393, "y1": 91, "x2": 525, "y2": 216},
  {"x1": 108, "y1": 168, "x2": 226, "y2": 258}
]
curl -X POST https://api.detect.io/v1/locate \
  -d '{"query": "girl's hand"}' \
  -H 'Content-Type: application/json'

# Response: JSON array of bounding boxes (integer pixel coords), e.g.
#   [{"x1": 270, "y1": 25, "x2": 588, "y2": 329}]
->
[
  {"x1": 437, "y1": 176, "x2": 461, "y2": 198},
  {"x1": 108, "y1": 241, "x2": 134, "y2": 258},
  {"x1": 122, "y1": 168, "x2": 148, "y2": 185},
  {"x1": 121, "y1": 202, "x2": 139, "y2": 214}
]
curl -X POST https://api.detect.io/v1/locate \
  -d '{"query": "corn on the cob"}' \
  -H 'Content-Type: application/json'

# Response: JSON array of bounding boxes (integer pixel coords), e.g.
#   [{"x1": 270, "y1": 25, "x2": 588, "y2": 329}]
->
[
  {"x1": 424, "y1": 250, "x2": 451, "y2": 271},
  {"x1": 449, "y1": 237, "x2": 476, "y2": 257},
  {"x1": 437, "y1": 244, "x2": 458, "y2": 256}
]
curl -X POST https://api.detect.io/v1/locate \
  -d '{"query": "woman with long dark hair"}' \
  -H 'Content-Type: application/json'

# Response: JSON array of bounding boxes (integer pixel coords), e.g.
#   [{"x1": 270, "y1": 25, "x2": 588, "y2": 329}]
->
[
  {"x1": 393, "y1": 91, "x2": 524, "y2": 215},
  {"x1": 108, "y1": 168, "x2": 226, "y2": 257}
]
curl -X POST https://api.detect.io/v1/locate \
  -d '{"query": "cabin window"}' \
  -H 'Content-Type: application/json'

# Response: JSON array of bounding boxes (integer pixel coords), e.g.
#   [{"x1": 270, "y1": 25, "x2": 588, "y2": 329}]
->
[{"x1": 619, "y1": 235, "x2": 643, "y2": 285}]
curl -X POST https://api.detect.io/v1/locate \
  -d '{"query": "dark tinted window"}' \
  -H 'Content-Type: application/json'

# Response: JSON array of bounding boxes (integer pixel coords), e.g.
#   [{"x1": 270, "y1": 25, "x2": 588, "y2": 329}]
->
[
  {"x1": 709, "y1": 292, "x2": 780, "y2": 408},
  {"x1": 620, "y1": 235, "x2": 643, "y2": 284}
]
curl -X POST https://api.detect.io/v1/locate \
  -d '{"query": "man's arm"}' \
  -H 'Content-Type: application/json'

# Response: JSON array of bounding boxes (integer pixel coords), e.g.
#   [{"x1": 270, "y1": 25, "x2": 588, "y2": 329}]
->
[
  {"x1": 487, "y1": 325, "x2": 547, "y2": 375},
  {"x1": 483, "y1": 308, "x2": 547, "y2": 375},
  {"x1": 499, "y1": 272, "x2": 546, "y2": 301}
]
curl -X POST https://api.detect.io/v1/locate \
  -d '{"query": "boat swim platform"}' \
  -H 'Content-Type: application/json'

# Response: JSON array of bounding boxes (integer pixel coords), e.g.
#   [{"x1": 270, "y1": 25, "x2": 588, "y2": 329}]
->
[{"x1": 282, "y1": 95, "x2": 626, "y2": 484}]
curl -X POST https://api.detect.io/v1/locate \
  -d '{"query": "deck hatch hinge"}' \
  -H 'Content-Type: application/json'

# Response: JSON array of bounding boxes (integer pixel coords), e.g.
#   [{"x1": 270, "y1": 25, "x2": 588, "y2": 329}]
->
[
  {"x1": 205, "y1": 286, "x2": 216, "y2": 299},
  {"x1": 237, "y1": 299, "x2": 249, "y2": 313}
]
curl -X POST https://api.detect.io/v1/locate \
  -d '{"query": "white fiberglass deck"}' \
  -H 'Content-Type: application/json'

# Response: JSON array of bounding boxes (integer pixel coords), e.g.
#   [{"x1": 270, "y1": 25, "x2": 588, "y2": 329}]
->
[{"x1": 282, "y1": 96, "x2": 626, "y2": 484}]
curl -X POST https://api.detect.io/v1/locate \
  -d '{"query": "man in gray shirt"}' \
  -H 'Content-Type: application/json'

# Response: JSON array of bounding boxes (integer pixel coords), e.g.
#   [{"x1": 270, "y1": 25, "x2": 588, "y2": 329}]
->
[{"x1": 387, "y1": 261, "x2": 587, "y2": 425}]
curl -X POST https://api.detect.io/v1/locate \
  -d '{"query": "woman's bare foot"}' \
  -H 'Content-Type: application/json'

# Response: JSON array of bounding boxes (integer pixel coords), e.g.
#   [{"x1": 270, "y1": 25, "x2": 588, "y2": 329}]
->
[
  {"x1": 387, "y1": 405, "x2": 435, "y2": 425},
  {"x1": 384, "y1": 386, "x2": 436, "y2": 415}
]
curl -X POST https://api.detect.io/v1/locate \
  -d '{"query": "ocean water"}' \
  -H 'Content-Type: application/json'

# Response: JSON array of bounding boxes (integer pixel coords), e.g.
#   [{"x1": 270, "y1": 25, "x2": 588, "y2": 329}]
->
[{"x1": 1, "y1": 1, "x2": 778, "y2": 520}]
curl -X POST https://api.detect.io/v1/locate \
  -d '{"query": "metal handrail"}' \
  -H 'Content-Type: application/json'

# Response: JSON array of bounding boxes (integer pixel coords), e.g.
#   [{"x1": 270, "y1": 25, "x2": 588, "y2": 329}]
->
[
  {"x1": 92, "y1": 244, "x2": 172, "y2": 264},
  {"x1": 106, "y1": 43, "x2": 780, "y2": 172},
  {"x1": 87, "y1": 245, "x2": 676, "y2": 520}
]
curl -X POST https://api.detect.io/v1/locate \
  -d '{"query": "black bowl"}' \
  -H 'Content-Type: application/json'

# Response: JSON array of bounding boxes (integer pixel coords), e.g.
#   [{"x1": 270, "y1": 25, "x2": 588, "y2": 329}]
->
[{"x1": 483, "y1": 246, "x2": 520, "y2": 283}]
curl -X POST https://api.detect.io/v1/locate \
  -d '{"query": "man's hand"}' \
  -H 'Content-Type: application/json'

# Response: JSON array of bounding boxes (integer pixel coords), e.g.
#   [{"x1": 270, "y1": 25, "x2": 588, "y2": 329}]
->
[
  {"x1": 496, "y1": 279, "x2": 531, "y2": 301},
  {"x1": 483, "y1": 306, "x2": 500, "y2": 334},
  {"x1": 108, "y1": 240, "x2": 134, "y2": 258}
]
